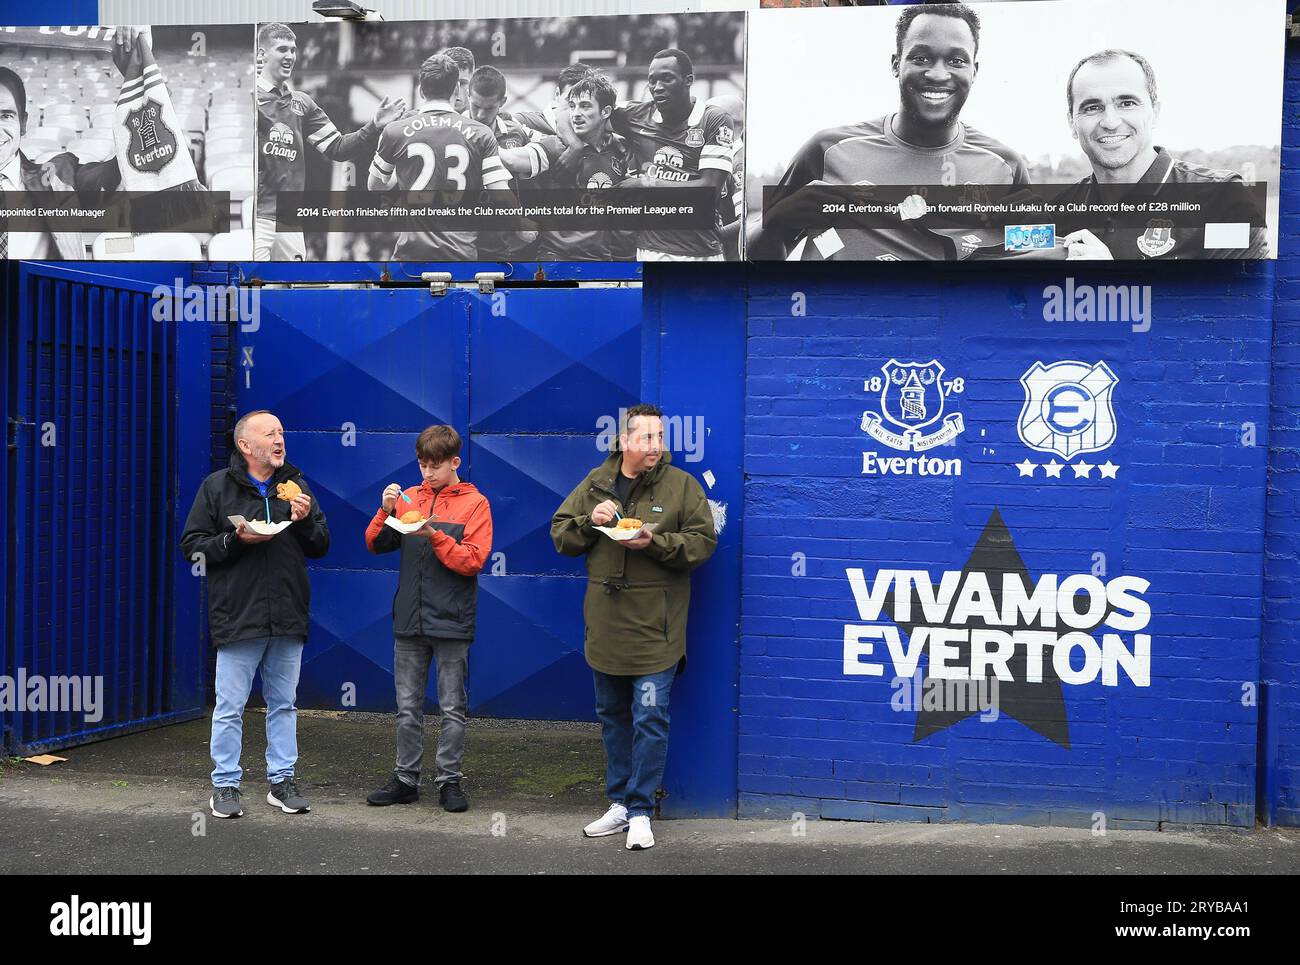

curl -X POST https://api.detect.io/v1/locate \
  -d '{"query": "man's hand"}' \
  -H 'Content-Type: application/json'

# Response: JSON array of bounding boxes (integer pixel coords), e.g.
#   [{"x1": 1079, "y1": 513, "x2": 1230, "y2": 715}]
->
[
  {"x1": 112, "y1": 26, "x2": 149, "y2": 77},
  {"x1": 1062, "y1": 228, "x2": 1114, "y2": 260},
  {"x1": 591, "y1": 500, "x2": 619, "y2": 527},
  {"x1": 382, "y1": 483, "x2": 403, "y2": 514},
  {"x1": 898, "y1": 194, "x2": 929, "y2": 222},
  {"x1": 236, "y1": 521, "x2": 274, "y2": 544},
  {"x1": 372, "y1": 96, "x2": 407, "y2": 128},
  {"x1": 622, "y1": 528, "x2": 653, "y2": 551},
  {"x1": 289, "y1": 492, "x2": 312, "y2": 522}
]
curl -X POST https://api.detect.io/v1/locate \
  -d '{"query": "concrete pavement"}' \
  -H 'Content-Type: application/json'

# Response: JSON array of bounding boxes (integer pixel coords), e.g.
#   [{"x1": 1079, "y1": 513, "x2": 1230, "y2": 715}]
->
[{"x1": 2, "y1": 712, "x2": 1297, "y2": 875}]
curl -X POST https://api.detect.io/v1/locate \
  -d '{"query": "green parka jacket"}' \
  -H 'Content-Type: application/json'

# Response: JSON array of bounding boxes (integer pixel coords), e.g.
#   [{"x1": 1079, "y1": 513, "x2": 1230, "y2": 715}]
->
[{"x1": 551, "y1": 450, "x2": 717, "y2": 675}]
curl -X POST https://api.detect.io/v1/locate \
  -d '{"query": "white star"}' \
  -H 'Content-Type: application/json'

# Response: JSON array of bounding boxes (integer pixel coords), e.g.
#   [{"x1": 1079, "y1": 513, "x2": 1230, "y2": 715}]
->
[
  {"x1": 1072, "y1": 461, "x2": 1094, "y2": 478},
  {"x1": 1016, "y1": 460, "x2": 1036, "y2": 477},
  {"x1": 1043, "y1": 459, "x2": 1063, "y2": 478},
  {"x1": 1099, "y1": 461, "x2": 1119, "y2": 479}
]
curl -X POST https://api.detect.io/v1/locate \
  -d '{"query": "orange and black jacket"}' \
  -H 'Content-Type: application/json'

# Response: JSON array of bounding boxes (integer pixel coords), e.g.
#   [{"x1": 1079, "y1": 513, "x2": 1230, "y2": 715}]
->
[{"x1": 364, "y1": 480, "x2": 493, "y2": 641}]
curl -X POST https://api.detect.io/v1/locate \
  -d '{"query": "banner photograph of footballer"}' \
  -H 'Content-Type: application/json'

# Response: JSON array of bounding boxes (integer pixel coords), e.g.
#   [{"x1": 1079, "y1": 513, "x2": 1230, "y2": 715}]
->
[
  {"x1": 0, "y1": 25, "x2": 251, "y2": 261},
  {"x1": 253, "y1": 14, "x2": 745, "y2": 263},
  {"x1": 746, "y1": 0, "x2": 1283, "y2": 262}
]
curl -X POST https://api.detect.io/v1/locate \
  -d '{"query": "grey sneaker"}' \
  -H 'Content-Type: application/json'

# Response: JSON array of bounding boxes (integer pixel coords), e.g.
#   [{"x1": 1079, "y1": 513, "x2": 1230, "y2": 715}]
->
[
  {"x1": 210, "y1": 786, "x2": 243, "y2": 819},
  {"x1": 267, "y1": 778, "x2": 311, "y2": 814}
]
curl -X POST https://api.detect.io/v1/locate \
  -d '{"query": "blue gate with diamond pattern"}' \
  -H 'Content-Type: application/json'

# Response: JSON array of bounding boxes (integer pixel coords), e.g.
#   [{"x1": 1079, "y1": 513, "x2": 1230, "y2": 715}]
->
[{"x1": 235, "y1": 284, "x2": 643, "y2": 720}]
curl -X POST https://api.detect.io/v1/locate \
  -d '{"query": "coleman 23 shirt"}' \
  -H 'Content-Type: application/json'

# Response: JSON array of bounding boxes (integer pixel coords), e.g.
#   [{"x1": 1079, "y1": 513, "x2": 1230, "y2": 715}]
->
[{"x1": 369, "y1": 101, "x2": 511, "y2": 261}]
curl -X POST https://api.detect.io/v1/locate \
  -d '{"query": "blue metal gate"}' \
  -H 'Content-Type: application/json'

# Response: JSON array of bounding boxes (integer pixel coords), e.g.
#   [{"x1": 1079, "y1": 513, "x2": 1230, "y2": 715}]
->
[
  {"x1": 2, "y1": 262, "x2": 208, "y2": 754},
  {"x1": 235, "y1": 282, "x2": 643, "y2": 719}
]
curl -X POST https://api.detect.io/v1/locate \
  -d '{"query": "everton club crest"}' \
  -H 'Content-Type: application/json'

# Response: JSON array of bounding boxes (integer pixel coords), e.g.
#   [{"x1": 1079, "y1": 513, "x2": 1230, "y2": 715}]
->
[
  {"x1": 860, "y1": 359, "x2": 965, "y2": 452},
  {"x1": 1018, "y1": 360, "x2": 1117, "y2": 459},
  {"x1": 1137, "y1": 218, "x2": 1175, "y2": 258},
  {"x1": 125, "y1": 98, "x2": 178, "y2": 173}
]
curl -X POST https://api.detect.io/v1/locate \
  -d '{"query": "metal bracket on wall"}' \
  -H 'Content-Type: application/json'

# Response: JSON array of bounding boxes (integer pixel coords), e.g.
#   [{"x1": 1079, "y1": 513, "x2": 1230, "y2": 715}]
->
[
  {"x1": 422, "y1": 271, "x2": 453, "y2": 296},
  {"x1": 475, "y1": 271, "x2": 505, "y2": 294}
]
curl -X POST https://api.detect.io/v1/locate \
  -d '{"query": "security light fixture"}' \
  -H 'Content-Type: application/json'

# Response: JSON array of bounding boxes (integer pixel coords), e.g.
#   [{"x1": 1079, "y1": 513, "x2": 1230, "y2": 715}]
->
[{"x1": 312, "y1": 1, "x2": 384, "y2": 22}]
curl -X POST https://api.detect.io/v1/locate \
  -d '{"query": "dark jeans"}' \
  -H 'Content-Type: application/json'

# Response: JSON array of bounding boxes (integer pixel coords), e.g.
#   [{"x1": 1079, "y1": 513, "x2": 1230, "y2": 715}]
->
[
  {"x1": 592, "y1": 665, "x2": 678, "y2": 818},
  {"x1": 393, "y1": 635, "x2": 469, "y2": 787}
]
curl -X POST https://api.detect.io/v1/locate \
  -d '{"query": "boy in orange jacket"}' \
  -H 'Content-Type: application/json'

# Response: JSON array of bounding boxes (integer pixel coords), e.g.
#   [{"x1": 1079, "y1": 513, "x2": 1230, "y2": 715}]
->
[{"x1": 363, "y1": 425, "x2": 492, "y2": 812}]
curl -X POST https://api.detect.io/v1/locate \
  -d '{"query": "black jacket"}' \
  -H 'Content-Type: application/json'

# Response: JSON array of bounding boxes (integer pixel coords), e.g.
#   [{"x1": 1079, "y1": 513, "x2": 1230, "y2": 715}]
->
[{"x1": 179, "y1": 453, "x2": 331, "y2": 648}]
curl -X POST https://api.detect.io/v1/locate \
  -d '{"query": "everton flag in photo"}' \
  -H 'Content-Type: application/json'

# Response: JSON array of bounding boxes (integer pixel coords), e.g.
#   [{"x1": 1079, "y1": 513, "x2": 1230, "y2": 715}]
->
[{"x1": 111, "y1": 27, "x2": 206, "y2": 229}]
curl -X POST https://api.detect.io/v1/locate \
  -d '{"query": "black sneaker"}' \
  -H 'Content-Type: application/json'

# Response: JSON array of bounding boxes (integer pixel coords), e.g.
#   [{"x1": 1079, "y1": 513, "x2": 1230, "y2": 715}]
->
[
  {"x1": 367, "y1": 775, "x2": 420, "y2": 806},
  {"x1": 267, "y1": 778, "x2": 311, "y2": 814},
  {"x1": 210, "y1": 786, "x2": 243, "y2": 819},
  {"x1": 439, "y1": 781, "x2": 469, "y2": 813}
]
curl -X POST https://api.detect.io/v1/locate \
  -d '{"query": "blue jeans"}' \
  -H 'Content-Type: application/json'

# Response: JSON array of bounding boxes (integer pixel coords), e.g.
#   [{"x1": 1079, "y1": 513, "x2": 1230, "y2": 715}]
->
[
  {"x1": 210, "y1": 636, "x2": 304, "y2": 788},
  {"x1": 592, "y1": 665, "x2": 677, "y2": 818}
]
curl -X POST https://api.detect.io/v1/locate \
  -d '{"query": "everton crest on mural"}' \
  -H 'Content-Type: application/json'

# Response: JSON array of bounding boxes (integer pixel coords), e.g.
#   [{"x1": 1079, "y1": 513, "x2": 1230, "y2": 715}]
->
[
  {"x1": 1018, "y1": 360, "x2": 1118, "y2": 461},
  {"x1": 861, "y1": 359, "x2": 965, "y2": 452}
]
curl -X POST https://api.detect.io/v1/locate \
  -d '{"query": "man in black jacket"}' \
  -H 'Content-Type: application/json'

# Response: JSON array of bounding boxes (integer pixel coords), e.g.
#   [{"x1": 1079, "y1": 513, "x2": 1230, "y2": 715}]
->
[{"x1": 180, "y1": 410, "x2": 330, "y2": 819}]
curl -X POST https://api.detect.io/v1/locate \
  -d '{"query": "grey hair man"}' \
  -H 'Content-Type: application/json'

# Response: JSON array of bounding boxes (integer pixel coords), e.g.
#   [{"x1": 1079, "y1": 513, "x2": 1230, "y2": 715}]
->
[{"x1": 179, "y1": 410, "x2": 331, "y2": 819}]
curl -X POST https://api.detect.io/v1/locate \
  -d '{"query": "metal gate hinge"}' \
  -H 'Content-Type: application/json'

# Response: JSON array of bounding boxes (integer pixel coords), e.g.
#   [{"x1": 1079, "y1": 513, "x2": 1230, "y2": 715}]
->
[
  {"x1": 475, "y1": 271, "x2": 505, "y2": 294},
  {"x1": 422, "y1": 271, "x2": 452, "y2": 296}
]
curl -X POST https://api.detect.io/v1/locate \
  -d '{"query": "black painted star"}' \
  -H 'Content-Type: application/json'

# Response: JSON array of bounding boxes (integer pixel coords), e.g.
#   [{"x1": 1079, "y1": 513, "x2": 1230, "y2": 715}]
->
[{"x1": 884, "y1": 508, "x2": 1115, "y2": 749}]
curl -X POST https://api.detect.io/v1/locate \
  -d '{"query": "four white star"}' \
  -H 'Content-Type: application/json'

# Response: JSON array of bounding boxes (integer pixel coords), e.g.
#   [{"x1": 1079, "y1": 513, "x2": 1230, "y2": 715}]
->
[{"x1": 1014, "y1": 458, "x2": 1119, "y2": 478}]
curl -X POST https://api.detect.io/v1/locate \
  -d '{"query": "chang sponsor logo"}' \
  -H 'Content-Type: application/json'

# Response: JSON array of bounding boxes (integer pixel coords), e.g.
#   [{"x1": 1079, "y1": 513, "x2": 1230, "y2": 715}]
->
[{"x1": 263, "y1": 122, "x2": 298, "y2": 160}]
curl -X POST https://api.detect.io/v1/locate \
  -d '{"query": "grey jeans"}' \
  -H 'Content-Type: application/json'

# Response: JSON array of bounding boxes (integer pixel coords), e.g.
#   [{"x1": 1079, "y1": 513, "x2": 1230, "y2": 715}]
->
[{"x1": 393, "y1": 635, "x2": 469, "y2": 787}]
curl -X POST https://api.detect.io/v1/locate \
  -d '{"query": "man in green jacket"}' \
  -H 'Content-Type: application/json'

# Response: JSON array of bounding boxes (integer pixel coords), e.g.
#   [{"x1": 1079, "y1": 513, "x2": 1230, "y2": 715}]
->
[{"x1": 551, "y1": 403, "x2": 717, "y2": 851}]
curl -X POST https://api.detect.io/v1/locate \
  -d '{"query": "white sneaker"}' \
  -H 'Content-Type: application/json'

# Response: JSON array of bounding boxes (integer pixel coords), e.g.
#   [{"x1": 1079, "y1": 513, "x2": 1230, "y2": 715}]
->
[
  {"x1": 625, "y1": 815, "x2": 655, "y2": 851},
  {"x1": 583, "y1": 803, "x2": 629, "y2": 838}
]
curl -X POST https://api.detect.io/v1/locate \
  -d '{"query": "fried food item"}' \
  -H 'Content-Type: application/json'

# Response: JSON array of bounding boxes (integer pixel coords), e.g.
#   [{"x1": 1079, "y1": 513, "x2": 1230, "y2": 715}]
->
[
  {"x1": 615, "y1": 517, "x2": 643, "y2": 530},
  {"x1": 276, "y1": 479, "x2": 303, "y2": 502},
  {"x1": 399, "y1": 510, "x2": 425, "y2": 525}
]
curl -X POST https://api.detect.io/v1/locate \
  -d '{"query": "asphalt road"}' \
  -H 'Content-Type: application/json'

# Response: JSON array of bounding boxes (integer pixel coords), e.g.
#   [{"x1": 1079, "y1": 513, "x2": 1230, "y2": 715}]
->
[
  {"x1": 3, "y1": 713, "x2": 1297, "y2": 876},
  {"x1": 2, "y1": 777, "x2": 1298, "y2": 875}
]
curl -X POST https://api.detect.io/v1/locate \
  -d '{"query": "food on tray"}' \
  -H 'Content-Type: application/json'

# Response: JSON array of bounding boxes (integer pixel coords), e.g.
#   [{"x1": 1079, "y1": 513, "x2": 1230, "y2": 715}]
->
[
  {"x1": 615, "y1": 517, "x2": 643, "y2": 530},
  {"x1": 276, "y1": 479, "x2": 303, "y2": 502},
  {"x1": 399, "y1": 510, "x2": 425, "y2": 524}
]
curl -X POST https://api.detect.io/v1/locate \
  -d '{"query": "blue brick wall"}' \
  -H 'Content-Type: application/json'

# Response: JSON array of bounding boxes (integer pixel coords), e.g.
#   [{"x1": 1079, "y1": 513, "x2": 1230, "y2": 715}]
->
[
  {"x1": 741, "y1": 260, "x2": 1274, "y2": 828},
  {"x1": 1260, "y1": 44, "x2": 1300, "y2": 827}
]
